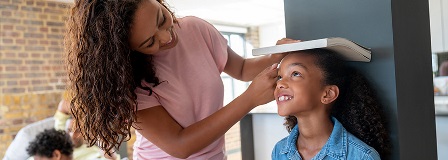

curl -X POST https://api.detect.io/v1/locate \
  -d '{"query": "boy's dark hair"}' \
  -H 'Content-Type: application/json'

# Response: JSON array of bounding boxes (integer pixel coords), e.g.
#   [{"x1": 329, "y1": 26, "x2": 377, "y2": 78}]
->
[
  {"x1": 283, "y1": 49, "x2": 391, "y2": 158},
  {"x1": 26, "y1": 128, "x2": 74, "y2": 157}
]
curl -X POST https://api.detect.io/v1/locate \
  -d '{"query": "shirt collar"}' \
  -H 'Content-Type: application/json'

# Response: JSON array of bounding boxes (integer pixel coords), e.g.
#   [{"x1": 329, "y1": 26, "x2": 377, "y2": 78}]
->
[{"x1": 279, "y1": 117, "x2": 348, "y2": 160}]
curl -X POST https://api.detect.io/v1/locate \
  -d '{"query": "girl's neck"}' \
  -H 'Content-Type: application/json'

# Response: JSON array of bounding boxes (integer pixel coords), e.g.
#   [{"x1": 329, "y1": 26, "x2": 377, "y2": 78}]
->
[{"x1": 295, "y1": 115, "x2": 333, "y2": 159}]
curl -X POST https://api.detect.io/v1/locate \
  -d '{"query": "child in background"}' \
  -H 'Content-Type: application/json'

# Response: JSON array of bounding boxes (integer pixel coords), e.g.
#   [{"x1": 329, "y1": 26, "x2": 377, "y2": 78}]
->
[
  {"x1": 26, "y1": 128, "x2": 73, "y2": 160},
  {"x1": 272, "y1": 49, "x2": 390, "y2": 160}
]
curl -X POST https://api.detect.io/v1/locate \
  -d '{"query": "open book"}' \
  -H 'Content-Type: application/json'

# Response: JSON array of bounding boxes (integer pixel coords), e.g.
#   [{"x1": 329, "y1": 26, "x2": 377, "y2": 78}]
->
[{"x1": 252, "y1": 37, "x2": 371, "y2": 62}]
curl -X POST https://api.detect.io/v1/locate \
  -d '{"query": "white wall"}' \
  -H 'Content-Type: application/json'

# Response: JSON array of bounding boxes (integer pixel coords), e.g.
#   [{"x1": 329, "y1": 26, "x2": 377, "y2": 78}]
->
[
  {"x1": 259, "y1": 21, "x2": 286, "y2": 47},
  {"x1": 429, "y1": 0, "x2": 448, "y2": 53},
  {"x1": 252, "y1": 114, "x2": 289, "y2": 160}
]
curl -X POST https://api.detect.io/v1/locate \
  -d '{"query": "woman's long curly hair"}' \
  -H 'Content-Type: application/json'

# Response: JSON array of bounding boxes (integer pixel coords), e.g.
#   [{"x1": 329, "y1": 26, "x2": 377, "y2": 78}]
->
[
  {"x1": 283, "y1": 49, "x2": 391, "y2": 158},
  {"x1": 65, "y1": 0, "x2": 176, "y2": 154}
]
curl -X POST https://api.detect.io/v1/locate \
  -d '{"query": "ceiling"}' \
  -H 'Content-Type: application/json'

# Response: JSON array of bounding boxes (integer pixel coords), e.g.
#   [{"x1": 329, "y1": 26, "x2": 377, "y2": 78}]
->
[
  {"x1": 54, "y1": 0, "x2": 285, "y2": 27},
  {"x1": 166, "y1": 0, "x2": 285, "y2": 27}
]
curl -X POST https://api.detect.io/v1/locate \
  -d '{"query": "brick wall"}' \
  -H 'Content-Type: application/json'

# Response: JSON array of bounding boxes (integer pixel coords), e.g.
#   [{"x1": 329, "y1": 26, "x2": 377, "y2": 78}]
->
[{"x1": 0, "y1": 0, "x2": 69, "y2": 157}]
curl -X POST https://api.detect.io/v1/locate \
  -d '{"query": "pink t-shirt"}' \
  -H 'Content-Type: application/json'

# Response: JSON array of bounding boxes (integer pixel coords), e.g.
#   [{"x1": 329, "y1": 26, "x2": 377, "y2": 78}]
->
[{"x1": 133, "y1": 16, "x2": 228, "y2": 160}]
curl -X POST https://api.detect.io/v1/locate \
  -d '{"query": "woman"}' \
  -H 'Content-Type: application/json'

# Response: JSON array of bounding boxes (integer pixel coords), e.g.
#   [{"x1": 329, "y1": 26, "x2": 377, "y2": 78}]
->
[{"x1": 65, "y1": 0, "x2": 293, "y2": 159}]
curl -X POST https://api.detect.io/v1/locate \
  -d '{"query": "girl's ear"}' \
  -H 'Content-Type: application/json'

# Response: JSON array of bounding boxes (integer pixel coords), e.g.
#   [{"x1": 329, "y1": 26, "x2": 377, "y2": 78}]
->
[{"x1": 321, "y1": 85, "x2": 339, "y2": 104}]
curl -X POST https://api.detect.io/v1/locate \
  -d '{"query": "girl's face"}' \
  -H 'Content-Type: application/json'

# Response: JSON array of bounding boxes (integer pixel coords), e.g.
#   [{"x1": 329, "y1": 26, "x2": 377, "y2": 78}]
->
[
  {"x1": 274, "y1": 53, "x2": 327, "y2": 117},
  {"x1": 129, "y1": 0, "x2": 178, "y2": 55}
]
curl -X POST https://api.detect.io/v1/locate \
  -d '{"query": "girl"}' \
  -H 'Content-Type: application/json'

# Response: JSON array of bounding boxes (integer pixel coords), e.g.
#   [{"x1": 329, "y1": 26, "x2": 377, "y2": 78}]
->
[
  {"x1": 272, "y1": 49, "x2": 390, "y2": 160},
  {"x1": 65, "y1": 0, "x2": 294, "y2": 159}
]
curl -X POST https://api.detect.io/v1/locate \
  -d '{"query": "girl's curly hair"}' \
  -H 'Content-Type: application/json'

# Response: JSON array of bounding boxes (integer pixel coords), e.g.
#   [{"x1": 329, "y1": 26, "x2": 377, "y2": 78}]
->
[
  {"x1": 65, "y1": 0, "x2": 176, "y2": 154},
  {"x1": 283, "y1": 49, "x2": 391, "y2": 158}
]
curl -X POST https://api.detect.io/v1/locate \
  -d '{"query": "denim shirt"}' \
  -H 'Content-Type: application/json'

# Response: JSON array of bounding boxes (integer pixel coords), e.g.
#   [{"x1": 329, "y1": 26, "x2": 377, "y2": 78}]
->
[{"x1": 272, "y1": 117, "x2": 381, "y2": 160}]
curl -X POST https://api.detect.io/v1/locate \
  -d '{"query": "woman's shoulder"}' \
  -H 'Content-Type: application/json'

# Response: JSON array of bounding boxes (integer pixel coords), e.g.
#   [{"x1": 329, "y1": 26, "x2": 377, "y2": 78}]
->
[{"x1": 178, "y1": 16, "x2": 215, "y2": 30}]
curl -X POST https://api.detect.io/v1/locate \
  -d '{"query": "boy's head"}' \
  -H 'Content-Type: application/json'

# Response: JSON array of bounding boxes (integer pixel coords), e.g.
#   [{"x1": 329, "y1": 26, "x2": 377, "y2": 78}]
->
[
  {"x1": 27, "y1": 128, "x2": 74, "y2": 160},
  {"x1": 275, "y1": 49, "x2": 348, "y2": 116}
]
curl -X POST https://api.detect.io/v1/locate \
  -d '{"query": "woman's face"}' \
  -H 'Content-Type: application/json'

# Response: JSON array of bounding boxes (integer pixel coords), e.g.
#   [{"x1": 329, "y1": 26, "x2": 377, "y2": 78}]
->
[
  {"x1": 274, "y1": 52, "x2": 327, "y2": 117},
  {"x1": 129, "y1": 0, "x2": 178, "y2": 55}
]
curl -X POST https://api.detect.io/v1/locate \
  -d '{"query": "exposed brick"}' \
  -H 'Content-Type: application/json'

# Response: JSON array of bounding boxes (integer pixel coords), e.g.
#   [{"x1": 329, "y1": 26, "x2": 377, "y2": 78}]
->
[
  {"x1": 18, "y1": 52, "x2": 28, "y2": 58},
  {"x1": 25, "y1": 0, "x2": 33, "y2": 5},
  {"x1": 30, "y1": 66, "x2": 40, "y2": 71},
  {"x1": 0, "y1": 45, "x2": 21, "y2": 50},
  {"x1": 43, "y1": 53, "x2": 51, "y2": 58},
  {"x1": 2, "y1": 87, "x2": 26, "y2": 94},
  {"x1": 47, "y1": 2, "x2": 56, "y2": 7},
  {"x1": 24, "y1": 33, "x2": 44, "y2": 38},
  {"x1": 48, "y1": 47, "x2": 62, "y2": 52},
  {"x1": 0, "y1": 59, "x2": 22, "y2": 65},
  {"x1": 7, "y1": 81, "x2": 17, "y2": 86},
  {"x1": 51, "y1": 28, "x2": 59, "y2": 33},
  {"x1": 4, "y1": 52, "x2": 15, "y2": 58},
  {"x1": 1, "y1": 11, "x2": 12, "y2": 16},
  {"x1": 0, "y1": 18, "x2": 20, "y2": 24},
  {"x1": 0, "y1": 4, "x2": 18, "y2": 10},
  {"x1": 39, "y1": 40, "x2": 49, "y2": 45},
  {"x1": 15, "y1": 39, "x2": 26, "y2": 44},
  {"x1": 12, "y1": 119, "x2": 23, "y2": 125},
  {"x1": 24, "y1": 46, "x2": 45, "y2": 51},
  {"x1": 31, "y1": 80, "x2": 42, "y2": 85},
  {"x1": 47, "y1": 34, "x2": 63, "y2": 39},
  {"x1": 2, "y1": 38, "x2": 13, "y2": 44},
  {"x1": 19, "y1": 80, "x2": 29, "y2": 85},
  {"x1": 36, "y1": 1, "x2": 44, "y2": 6},
  {"x1": 1, "y1": 31, "x2": 20, "y2": 37},
  {"x1": 28, "y1": 39, "x2": 38, "y2": 44},
  {"x1": 15, "y1": 26, "x2": 26, "y2": 31},
  {"x1": 25, "y1": 72, "x2": 46, "y2": 78},
  {"x1": 44, "y1": 8, "x2": 64, "y2": 14},
  {"x1": 25, "y1": 60, "x2": 44, "y2": 65},
  {"x1": 21, "y1": 6, "x2": 42, "y2": 12},
  {"x1": 46, "y1": 21, "x2": 64, "y2": 27},
  {"x1": 5, "y1": 66, "x2": 17, "y2": 71},
  {"x1": 18, "y1": 66, "x2": 28, "y2": 71},
  {"x1": 0, "y1": 73, "x2": 22, "y2": 79},
  {"x1": 39, "y1": 14, "x2": 48, "y2": 19},
  {"x1": 23, "y1": 20, "x2": 43, "y2": 26},
  {"x1": 40, "y1": 27, "x2": 48, "y2": 32},
  {"x1": 30, "y1": 86, "x2": 54, "y2": 92},
  {"x1": 31, "y1": 53, "x2": 40, "y2": 58},
  {"x1": 3, "y1": 25, "x2": 14, "y2": 30}
]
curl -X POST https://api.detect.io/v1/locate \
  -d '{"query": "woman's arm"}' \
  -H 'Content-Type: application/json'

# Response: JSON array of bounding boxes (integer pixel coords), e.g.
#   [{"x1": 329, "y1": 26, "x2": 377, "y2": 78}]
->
[
  {"x1": 224, "y1": 38, "x2": 299, "y2": 81},
  {"x1": 135, "y1": 64, "x2": 278, "y2": 158}
]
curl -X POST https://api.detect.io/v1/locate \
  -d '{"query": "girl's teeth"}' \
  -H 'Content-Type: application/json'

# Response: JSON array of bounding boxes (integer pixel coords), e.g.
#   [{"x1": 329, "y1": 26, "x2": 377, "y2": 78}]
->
[{"x1": 278, "y1": 96, "x2": 292, "y2": 101}]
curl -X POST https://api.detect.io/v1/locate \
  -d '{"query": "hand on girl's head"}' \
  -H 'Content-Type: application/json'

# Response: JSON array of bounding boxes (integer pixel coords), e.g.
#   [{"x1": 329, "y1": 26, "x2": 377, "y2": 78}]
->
[{"x1": 246, "y1": 63, "x2": 279, "y2": 106}]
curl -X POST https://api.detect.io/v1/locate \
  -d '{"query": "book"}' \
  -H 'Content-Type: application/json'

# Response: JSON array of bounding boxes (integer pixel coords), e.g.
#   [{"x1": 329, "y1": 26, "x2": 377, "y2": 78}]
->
[{"x1": 252, "y1": 37, "x2": 371, "y2": 62}]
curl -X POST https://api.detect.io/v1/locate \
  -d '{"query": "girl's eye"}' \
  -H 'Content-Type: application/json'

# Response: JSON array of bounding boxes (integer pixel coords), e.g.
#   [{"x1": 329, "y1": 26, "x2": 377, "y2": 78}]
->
[
  {"x1": 292, "y1": 71, "x2": 301, "y2": 77},
  {"x1": 277, "y1": 75, "x2": 282, "y2": 81}
]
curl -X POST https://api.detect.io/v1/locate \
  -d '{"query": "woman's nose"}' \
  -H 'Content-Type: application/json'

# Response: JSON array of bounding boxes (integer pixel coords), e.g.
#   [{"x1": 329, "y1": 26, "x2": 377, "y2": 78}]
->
[{"x1": 155, "y1": 29, "x2": 171, "y2": 45}]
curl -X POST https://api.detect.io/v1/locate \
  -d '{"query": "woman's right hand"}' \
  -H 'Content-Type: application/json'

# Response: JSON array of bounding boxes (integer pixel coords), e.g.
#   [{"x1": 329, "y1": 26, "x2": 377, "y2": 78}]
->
[{"x1": 244, "y1": 63, "x2": 279, "y2": 107}]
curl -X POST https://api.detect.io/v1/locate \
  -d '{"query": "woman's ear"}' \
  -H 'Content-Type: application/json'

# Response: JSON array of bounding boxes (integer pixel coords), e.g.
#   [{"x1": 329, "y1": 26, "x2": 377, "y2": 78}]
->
[{"x1": 321, "y1": 85, "x2": 339, "y2": 104}]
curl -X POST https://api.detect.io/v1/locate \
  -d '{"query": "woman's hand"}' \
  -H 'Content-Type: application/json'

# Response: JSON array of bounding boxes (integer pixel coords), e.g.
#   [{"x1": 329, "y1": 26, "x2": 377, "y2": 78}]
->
[
  {"x1": 269, "y1": 38, "x2": 301, "y2": 61},
  {"x1": 244, "y1": 63, "x2": 279, "y2": 107}
]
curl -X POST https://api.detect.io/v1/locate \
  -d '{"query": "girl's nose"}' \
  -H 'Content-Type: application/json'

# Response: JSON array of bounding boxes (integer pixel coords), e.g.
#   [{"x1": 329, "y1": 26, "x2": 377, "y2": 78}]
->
[{"x1": 276, "y1": 80, "x2": 288, "y2": 89}]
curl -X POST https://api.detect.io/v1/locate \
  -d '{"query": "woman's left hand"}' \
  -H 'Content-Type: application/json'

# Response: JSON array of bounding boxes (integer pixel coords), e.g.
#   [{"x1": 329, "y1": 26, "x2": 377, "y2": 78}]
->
[{"x1": 269, "y1": 38, "x2": 301, "y2": 60}]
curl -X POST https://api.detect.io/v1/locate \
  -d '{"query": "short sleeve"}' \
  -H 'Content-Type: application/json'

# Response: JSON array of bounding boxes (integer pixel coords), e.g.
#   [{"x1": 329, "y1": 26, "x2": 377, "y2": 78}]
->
[
  {"x1": 135, "y1": 85, "x2": 161, "y2": 111},
  {"x1": 189, "y1": 16, "x2": 228, "y2": 72}
]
